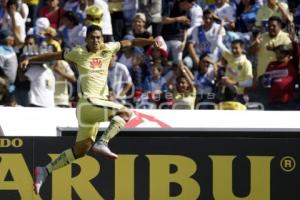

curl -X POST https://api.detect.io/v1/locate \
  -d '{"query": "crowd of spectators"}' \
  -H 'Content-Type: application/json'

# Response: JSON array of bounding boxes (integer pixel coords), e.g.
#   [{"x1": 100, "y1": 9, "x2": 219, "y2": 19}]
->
[{"x1": 0, "y1": 0, "x2": 300, "y2": 110}]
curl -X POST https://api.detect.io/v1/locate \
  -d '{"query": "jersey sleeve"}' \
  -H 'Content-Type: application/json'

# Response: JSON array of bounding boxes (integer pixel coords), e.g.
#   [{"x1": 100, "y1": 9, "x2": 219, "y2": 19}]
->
[
  {"x1": 106, "y1": 42, "x2": 121, "y2": 54},
  {"x1": 63, "y1": 48, "x2": 79, "y2": 63}
]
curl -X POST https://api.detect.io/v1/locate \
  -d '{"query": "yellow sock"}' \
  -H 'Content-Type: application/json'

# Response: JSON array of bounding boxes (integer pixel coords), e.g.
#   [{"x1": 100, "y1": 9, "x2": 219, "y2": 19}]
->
[
  {"x1": 46, "y1": 148, "x2": 76, "y2": 174},
  {"x1": 100, "y1": 115, "x2": 126, "y2": 144}
]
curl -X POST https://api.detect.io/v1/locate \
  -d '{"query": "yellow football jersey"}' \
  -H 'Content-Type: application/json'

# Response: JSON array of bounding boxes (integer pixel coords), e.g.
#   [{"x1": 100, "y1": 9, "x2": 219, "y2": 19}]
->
[{"x1": 64, "y1": 42, "x2": 121, "y2": 100}]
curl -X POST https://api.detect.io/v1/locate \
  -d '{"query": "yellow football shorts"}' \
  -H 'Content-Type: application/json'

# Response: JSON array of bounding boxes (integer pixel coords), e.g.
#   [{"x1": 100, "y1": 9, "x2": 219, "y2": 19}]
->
[{"x1": 76, "y1": 98, "x2": 125, "y2": 142}]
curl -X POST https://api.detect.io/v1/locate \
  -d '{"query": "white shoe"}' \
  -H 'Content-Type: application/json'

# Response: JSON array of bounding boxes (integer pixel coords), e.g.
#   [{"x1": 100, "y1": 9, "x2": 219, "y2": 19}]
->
[
  {"x1": 92, "y1": 141, "x2": 118, "y2": 160},
  {"x1": 33, "y1": 166, "x2": 48, "y2": 195}
]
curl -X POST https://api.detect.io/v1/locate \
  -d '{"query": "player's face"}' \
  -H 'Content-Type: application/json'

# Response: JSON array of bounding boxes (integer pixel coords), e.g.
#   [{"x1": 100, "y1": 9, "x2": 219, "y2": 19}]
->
[{"x1": 86, "y1": 30, "x2": 103, "y2": 52}]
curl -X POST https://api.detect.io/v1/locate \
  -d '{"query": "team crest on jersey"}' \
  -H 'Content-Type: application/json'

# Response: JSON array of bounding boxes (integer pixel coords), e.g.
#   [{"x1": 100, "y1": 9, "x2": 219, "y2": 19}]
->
[{"x1": 90, "y1": 58, "x2": 102, "y2": 69}]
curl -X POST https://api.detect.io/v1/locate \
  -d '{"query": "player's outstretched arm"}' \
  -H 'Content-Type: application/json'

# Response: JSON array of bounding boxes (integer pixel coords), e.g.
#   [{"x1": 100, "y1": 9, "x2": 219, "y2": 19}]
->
[
  {"x1": 120, "y1": 38, "x2": 160, "y2": 49},
  {"x1": 20, "y1": 51, "x2": 63, "y2": 71}
]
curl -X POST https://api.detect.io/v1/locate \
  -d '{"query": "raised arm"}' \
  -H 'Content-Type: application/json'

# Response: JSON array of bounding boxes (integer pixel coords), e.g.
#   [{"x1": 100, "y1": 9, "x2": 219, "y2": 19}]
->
[
  {"x1": 248, "y1": 32, "x2": 262, "y2": 55},
  {"x1": 120, "y1": 38, "x2": 159, "y2": 49},
  {"x1": 162, "y1": 15, "x2": 190, "y2": 25},
  {"x1": 187, "y1": 42, "x2": 199, "y2": 66},
  {"x1": 20, "y1": 52, "x2": 63, "y2": 71},
  {"x1": 8, "y1": 5, "x2": 23, "y2": 44},
  {"x1": 277, "y1": 2, "x2": 293, "y2": 24},
  {"x1": 179, "y1": 62, "x2": 194, "y2": 87},
  {"x1": 216, "y1": 21, "x2": 230, "y2": 53}
]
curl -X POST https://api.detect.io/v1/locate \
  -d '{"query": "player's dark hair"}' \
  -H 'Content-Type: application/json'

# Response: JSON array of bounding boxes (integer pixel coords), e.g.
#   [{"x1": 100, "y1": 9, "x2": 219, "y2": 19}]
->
[{"x1": 86, "y1": 25, "x2": 103, "y2": 38}]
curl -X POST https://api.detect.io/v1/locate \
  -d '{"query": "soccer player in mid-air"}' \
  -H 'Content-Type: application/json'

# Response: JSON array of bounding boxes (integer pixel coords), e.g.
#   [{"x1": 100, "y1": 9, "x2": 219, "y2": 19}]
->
[{"x1": 20, "y1": 25, "x2": 160, "y2": 195}]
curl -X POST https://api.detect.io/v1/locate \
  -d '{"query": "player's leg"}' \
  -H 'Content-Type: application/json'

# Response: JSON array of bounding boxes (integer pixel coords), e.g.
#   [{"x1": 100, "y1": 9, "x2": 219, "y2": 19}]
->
[
  {"x1": 98, "y1": 109, "x2": 131, "y2": 143},
  {"x1": 33, "y1": 147, "x2": 77, "y2": 194},
  {"x1": 34, "y1": 136, "x2": 95, "y2": 194},
  {"x1": 46, "y1": 136, "x2": 95, "y2": 173},
  {"x1": 34, "y1": 101, "x2": 98, "y2": 194},
  {"x1": 93, "y1": 106, "x2": 132, "y2": 159}
]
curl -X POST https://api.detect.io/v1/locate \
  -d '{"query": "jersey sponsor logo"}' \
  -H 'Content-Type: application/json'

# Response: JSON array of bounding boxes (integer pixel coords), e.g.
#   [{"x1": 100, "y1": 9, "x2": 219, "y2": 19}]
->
[{"x1": 90, "y1": 58, "x2": 102, "y2": 69}]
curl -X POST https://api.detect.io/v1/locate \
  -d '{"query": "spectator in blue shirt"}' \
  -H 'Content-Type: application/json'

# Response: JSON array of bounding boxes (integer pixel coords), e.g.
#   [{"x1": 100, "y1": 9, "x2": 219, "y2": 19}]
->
[{"x1": 235, "y1": 0, "x2": 260, "y2": 33}]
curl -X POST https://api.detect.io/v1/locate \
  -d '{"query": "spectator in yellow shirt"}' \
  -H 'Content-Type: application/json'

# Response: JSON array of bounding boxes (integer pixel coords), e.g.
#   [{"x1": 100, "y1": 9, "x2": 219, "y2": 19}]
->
[
  {"x1": 249, "y1": 16, "x2": 292, "y2": 108},
  {"x1": 172, "y1": 63, "x2": 196, "y2": 109}
]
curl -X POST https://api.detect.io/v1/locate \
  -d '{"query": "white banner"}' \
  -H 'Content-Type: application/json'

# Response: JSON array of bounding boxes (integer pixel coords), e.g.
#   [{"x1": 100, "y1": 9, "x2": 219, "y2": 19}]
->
[{"x1": 0, "y1": 107, "x2": 300, "y2": 136}]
